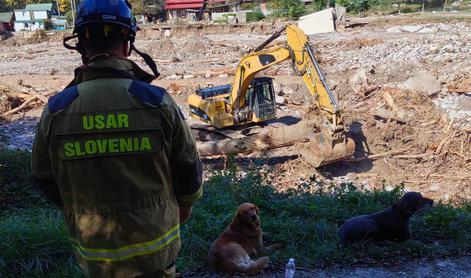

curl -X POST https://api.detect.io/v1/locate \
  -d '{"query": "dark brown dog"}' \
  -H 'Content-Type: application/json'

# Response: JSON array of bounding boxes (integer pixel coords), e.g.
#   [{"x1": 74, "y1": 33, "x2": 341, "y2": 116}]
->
[
  {"x1": 339, "y1": 192, "x2": 433, "y2": 245},
  {"x1": 208, "y1": 203, "x2": 282, "y2": 274}
]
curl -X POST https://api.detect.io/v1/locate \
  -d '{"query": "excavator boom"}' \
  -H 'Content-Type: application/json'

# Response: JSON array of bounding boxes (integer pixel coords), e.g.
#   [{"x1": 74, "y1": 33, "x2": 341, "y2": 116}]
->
[
  {"x1": 187, "y1": 24, "x2": 355, "y2": 167},
  {"x1": 284, "y1": 24, "x2": 355, "y2": 166}
]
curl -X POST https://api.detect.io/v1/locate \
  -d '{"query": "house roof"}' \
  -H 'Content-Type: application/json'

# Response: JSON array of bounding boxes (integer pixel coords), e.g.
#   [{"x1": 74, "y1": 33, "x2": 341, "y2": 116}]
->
[
  {"x1": 0, "y1": 12, "x2": 14, "y2": 23},
  {"x1": 165, "y1": 0, "x2": 204, "y2": 10},
  {"x1": 25, "y1": 3, "x2": 54, "y2": 11}
]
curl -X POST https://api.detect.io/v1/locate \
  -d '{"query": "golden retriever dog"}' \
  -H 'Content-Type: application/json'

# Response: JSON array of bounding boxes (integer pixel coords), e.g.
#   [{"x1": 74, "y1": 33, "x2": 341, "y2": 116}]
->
[{"x1": 208, "y1": 203, "x2": 282, "y2": 274}]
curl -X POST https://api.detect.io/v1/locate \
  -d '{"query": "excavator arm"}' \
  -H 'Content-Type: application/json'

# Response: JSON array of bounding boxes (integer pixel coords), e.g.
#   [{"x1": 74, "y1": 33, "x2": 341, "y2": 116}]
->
[
  {"x1": 229, "y1": 47, "x2": 291, "y2": 122},
  {"x1": 284, "y1": 24, "x2": 354, "y2": 166},
  {"x1": 286, "y1": 24, "x2": 340, "y2": 123}
]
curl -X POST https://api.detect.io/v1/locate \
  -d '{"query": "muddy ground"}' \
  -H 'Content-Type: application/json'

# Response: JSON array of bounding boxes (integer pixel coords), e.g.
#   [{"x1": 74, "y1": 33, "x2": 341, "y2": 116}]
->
[
  {"x1": 1, "y1": 13, "x2": 470, "y2": 203},
  {"x1": 1, "y1": 13, "x2": 471, "y2": 277},
  {"x1": 191, "y1": 256, "x2": 471, "y2": 277}
]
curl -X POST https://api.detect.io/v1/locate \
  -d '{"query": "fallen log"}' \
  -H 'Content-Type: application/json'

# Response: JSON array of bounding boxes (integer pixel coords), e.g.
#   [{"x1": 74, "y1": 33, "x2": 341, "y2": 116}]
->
[
  {"x1": 447, "y1": 87, "x2": 471, "y2": 94},
  {"x1": 16, "y1": 80, "x2": 48, "y2": 103},
  {"x1": 196, "y1": 121, "x2": 313, "y2": 156},
  {"x1": 348, "y1": 148, "x2": 410, "y2": 163},
  {"x1": 0, "y1": 80, "x2": 48, "y2": 103},
  {"x1": 395, "y1": 153, "x2": 431, "y2": 159},
  {"x1": 2, "y1": 96, "x2": 38, "y2": 117}
]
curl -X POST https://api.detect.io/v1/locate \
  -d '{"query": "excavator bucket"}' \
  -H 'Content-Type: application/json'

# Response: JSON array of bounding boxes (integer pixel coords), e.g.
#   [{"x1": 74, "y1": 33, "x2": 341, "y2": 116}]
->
[{"x1": 301, "y1": 132, "x2": 356, "y2": 168}]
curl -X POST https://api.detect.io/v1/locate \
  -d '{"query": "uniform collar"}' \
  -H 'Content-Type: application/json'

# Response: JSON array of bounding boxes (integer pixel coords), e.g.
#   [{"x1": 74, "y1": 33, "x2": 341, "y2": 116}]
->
[
  {"x1": 66, "y1": 55, "x2": 156, "y2": 88},
  {"x1": 87, "y1": 55, "x2": 133, "y2": 73}
]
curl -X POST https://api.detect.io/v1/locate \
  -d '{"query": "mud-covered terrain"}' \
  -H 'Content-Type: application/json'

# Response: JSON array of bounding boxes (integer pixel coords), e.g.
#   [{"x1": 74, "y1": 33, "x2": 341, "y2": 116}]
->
[{"x1": 1, "y1": 14, "x2": 471, "y2": 204}]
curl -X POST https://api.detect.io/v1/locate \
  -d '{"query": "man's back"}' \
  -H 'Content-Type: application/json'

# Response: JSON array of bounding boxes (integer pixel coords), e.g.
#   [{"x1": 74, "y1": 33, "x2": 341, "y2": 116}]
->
[{"x1": 32, "y1": 58, "x2": 202, "y2": 277}]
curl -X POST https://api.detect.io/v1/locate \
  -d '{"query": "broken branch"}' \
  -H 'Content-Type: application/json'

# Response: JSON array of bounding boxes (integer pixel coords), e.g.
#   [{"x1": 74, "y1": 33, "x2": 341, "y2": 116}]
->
[{"x1": 2, "y1": 96, "x2": 38, "y2": 117}]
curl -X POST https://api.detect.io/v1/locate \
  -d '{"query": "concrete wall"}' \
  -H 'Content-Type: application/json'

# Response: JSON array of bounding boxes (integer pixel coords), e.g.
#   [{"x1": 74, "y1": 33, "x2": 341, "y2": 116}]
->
[
  {"x1": 298, "y1": 8, "x2": 335, "y2": 35},
  {"x1": 212, "y1": 11, "x2": 247, "y2": 23}
]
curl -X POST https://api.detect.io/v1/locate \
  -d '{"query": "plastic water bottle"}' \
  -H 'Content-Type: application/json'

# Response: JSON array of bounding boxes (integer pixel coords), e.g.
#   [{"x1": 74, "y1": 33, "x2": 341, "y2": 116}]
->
[{"x1": 284, "y1": 258, "x2": 295, "y2": 278}]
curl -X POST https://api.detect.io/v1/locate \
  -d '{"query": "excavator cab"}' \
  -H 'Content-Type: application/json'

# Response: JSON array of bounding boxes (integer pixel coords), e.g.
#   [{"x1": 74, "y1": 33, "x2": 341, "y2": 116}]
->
[{"x1": 243, "y1": 77, "x2": 276, "y2": 123}]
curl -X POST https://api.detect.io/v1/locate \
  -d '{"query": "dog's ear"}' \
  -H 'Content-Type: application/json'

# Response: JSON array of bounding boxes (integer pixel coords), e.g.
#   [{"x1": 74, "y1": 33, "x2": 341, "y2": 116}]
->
[
  {"x1": 399, "y1": 192, "x2": 421, "y2": 214},
  {"x1": 254, "y1": 205, "x2": 260, "y2": 215}
]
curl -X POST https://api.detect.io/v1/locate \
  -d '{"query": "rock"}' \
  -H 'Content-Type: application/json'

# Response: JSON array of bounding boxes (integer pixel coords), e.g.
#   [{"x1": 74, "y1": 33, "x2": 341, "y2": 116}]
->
[
  {"x1": 204, "y1": 73, "x2": 212, "y2": 78},
  {"x1": 443, "y1": 193, "x2": 450, "y2": 201},
  {"x1": 346, "y1": 172, "x2": 357, "y2": 180},
  {"x1": 349, "y1": 69, "x2": 368, "y2": 93},
  {"x1": 218, "y1": 73, "x2": 229, "y2": 78},
  {"x1": 275, "y1": 96, "x2": 286, "y2": 105},
  {"x1": 164, "y1": 30, "x2": 171, "y2": 37},
  {"x1": 166, "y1": 74, "x2": 182, "y2": 80},
  {"x1": 429, "y1": 184, "x2": 440, "y2": 192},
  {"x1": 183, "y1": 74, "x2": 194, "y2": 79},
  {"x1": 272, "y1": 80, "x2": 281, "y2": 95},
  {"x1": 171, "y1": 56, "x2": 181, "y2": 63},
  {"x1": 436, "y1": 260, "x2": 456, "y2": 270},
  {"x1": 404, "y1": 71, "x2": 441, "y2": 96}
]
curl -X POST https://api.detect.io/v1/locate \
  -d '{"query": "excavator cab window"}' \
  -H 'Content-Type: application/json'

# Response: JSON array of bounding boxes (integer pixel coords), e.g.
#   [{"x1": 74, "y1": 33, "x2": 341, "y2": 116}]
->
[{"x1": 252, "y1": 77, "x2": 276, "y2": 120}]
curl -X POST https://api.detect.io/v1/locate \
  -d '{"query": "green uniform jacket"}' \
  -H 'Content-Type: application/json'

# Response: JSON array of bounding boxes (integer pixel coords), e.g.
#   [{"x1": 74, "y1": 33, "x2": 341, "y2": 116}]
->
[{"x1": 31, "y1": 57, "x2": 203, "y2": 277}]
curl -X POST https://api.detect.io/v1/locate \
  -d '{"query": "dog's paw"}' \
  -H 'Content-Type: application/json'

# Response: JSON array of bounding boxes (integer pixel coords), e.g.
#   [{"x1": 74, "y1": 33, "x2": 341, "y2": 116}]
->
[{"x1": 259, "y1": 256, "x2": 269, "y2": 268}]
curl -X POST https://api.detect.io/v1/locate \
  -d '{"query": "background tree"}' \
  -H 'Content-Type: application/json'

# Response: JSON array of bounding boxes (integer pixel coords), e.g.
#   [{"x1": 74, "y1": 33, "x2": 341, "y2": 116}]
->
[
  {"x1": 128, "y1": 0, "x2": 163, "y2": 14},
  {"x1": 268, "y1": 0, "x2": 305, "y2": 19},
  {"x1": 57, "y1": 0, "x2": 70, "y2": 14}
]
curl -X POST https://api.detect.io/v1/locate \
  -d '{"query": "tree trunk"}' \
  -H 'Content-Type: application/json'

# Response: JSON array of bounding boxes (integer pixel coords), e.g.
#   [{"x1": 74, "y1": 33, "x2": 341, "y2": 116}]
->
[{"x1": 196, "y1": 121, "x2": 314, "y2": 156}]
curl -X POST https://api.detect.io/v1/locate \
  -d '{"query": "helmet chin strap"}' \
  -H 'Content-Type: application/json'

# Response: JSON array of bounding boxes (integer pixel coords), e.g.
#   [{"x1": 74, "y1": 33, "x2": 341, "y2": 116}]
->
[
  {"x1": 63, "y1": 34, "x2": 160, "y2": 78},
  {"x1": 129, "y1": 43, "x2": 160, "y2": 79},
  {"x1": 64, "y1": 34, "x2": 160, "y2": 79},
  {"x1": 63, "y1": 34, "x2": 90, "y2": 64}
]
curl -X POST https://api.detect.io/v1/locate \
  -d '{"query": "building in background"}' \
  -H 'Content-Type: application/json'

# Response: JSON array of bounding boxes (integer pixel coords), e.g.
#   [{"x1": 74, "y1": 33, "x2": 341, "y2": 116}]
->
[
  {"x1": 0, "y1": 12, "x2": 14, "y2": 33},
  {"x1": 164, "y1": 0, "x2": 205, "y2": 20},
  {"x1": 14, "y1": 3, "x2": 58, "y2": 31},
  {"x1": 163, "y1": 0, "x2": 250, "y2": 21}
]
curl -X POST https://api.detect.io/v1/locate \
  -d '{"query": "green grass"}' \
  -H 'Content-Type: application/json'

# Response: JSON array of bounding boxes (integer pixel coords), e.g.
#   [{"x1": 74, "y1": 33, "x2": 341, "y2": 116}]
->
[
  {"x1": 1, "y1": 147, "x2": 471, "y2": 276},
  {"x1": 0, "y1": 148, "x2": 48, "y2": 212},
  {"x1": 0, "y1": 209, "x2": 83, "y2": 277}
]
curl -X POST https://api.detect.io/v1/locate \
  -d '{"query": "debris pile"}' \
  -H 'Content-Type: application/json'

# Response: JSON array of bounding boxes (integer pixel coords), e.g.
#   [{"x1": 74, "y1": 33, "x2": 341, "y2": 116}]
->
[{"x1": 0, "y1": 16, "x2": 470, "y2": 203}]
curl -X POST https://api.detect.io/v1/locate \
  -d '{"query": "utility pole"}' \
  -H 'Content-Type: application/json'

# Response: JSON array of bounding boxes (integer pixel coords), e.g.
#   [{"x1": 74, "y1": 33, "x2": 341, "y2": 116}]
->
[
  {"x1": 56, "y1": 0, "x2": 61, "y2": 16},
  {"x1": 70, "y1": 0, "x2": 76, "y2": 26}
]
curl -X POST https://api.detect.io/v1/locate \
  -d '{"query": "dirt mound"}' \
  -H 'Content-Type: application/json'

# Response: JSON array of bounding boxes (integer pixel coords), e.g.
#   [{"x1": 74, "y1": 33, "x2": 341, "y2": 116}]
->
[
  {"x1": 143, "y1": 34, "x2": 211, "y2": 60},
  {"x1": 166, "y1": 21, "x2": 279, "y2": 36},
  {"x1": 0, "y1": 30, "x2": 66, "y2": 47},
  {"x1": 26, "y1": 30, "x2": 48, "y2": 44}
]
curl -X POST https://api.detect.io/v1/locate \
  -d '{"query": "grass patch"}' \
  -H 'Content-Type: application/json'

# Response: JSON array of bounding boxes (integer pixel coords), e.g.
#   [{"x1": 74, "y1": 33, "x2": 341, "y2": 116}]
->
[
  {"x1": 0, "y1": 147, "x2": 48, "y2": 211},
  {"x1": 0, "y1": 208, "x2": 83, "y2": 277},
  {"x1": 1, "y1": 146, "x2": 471, "y2": 275}
]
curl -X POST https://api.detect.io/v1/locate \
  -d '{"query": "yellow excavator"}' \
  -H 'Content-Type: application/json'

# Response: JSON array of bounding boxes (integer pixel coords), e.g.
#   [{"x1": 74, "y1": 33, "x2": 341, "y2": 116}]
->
[{"x1": 187, "y1": 24, "x2": 355, "y2": 167}]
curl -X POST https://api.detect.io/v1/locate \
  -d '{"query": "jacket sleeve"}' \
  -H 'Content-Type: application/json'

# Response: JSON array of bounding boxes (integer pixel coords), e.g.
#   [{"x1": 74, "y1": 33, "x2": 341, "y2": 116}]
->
[
  {"x1": 31, "y1": 107, "x2": 63, "y2": 207},
  {"x1": 168, "y1": 99, "x2": 203, "y2": 207}
]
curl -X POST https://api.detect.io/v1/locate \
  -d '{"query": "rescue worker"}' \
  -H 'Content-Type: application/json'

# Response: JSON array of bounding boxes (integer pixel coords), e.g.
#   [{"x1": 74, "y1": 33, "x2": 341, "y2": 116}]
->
[{"x1": 31, "y1": 0, "x2": 202, "y2": 277}]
